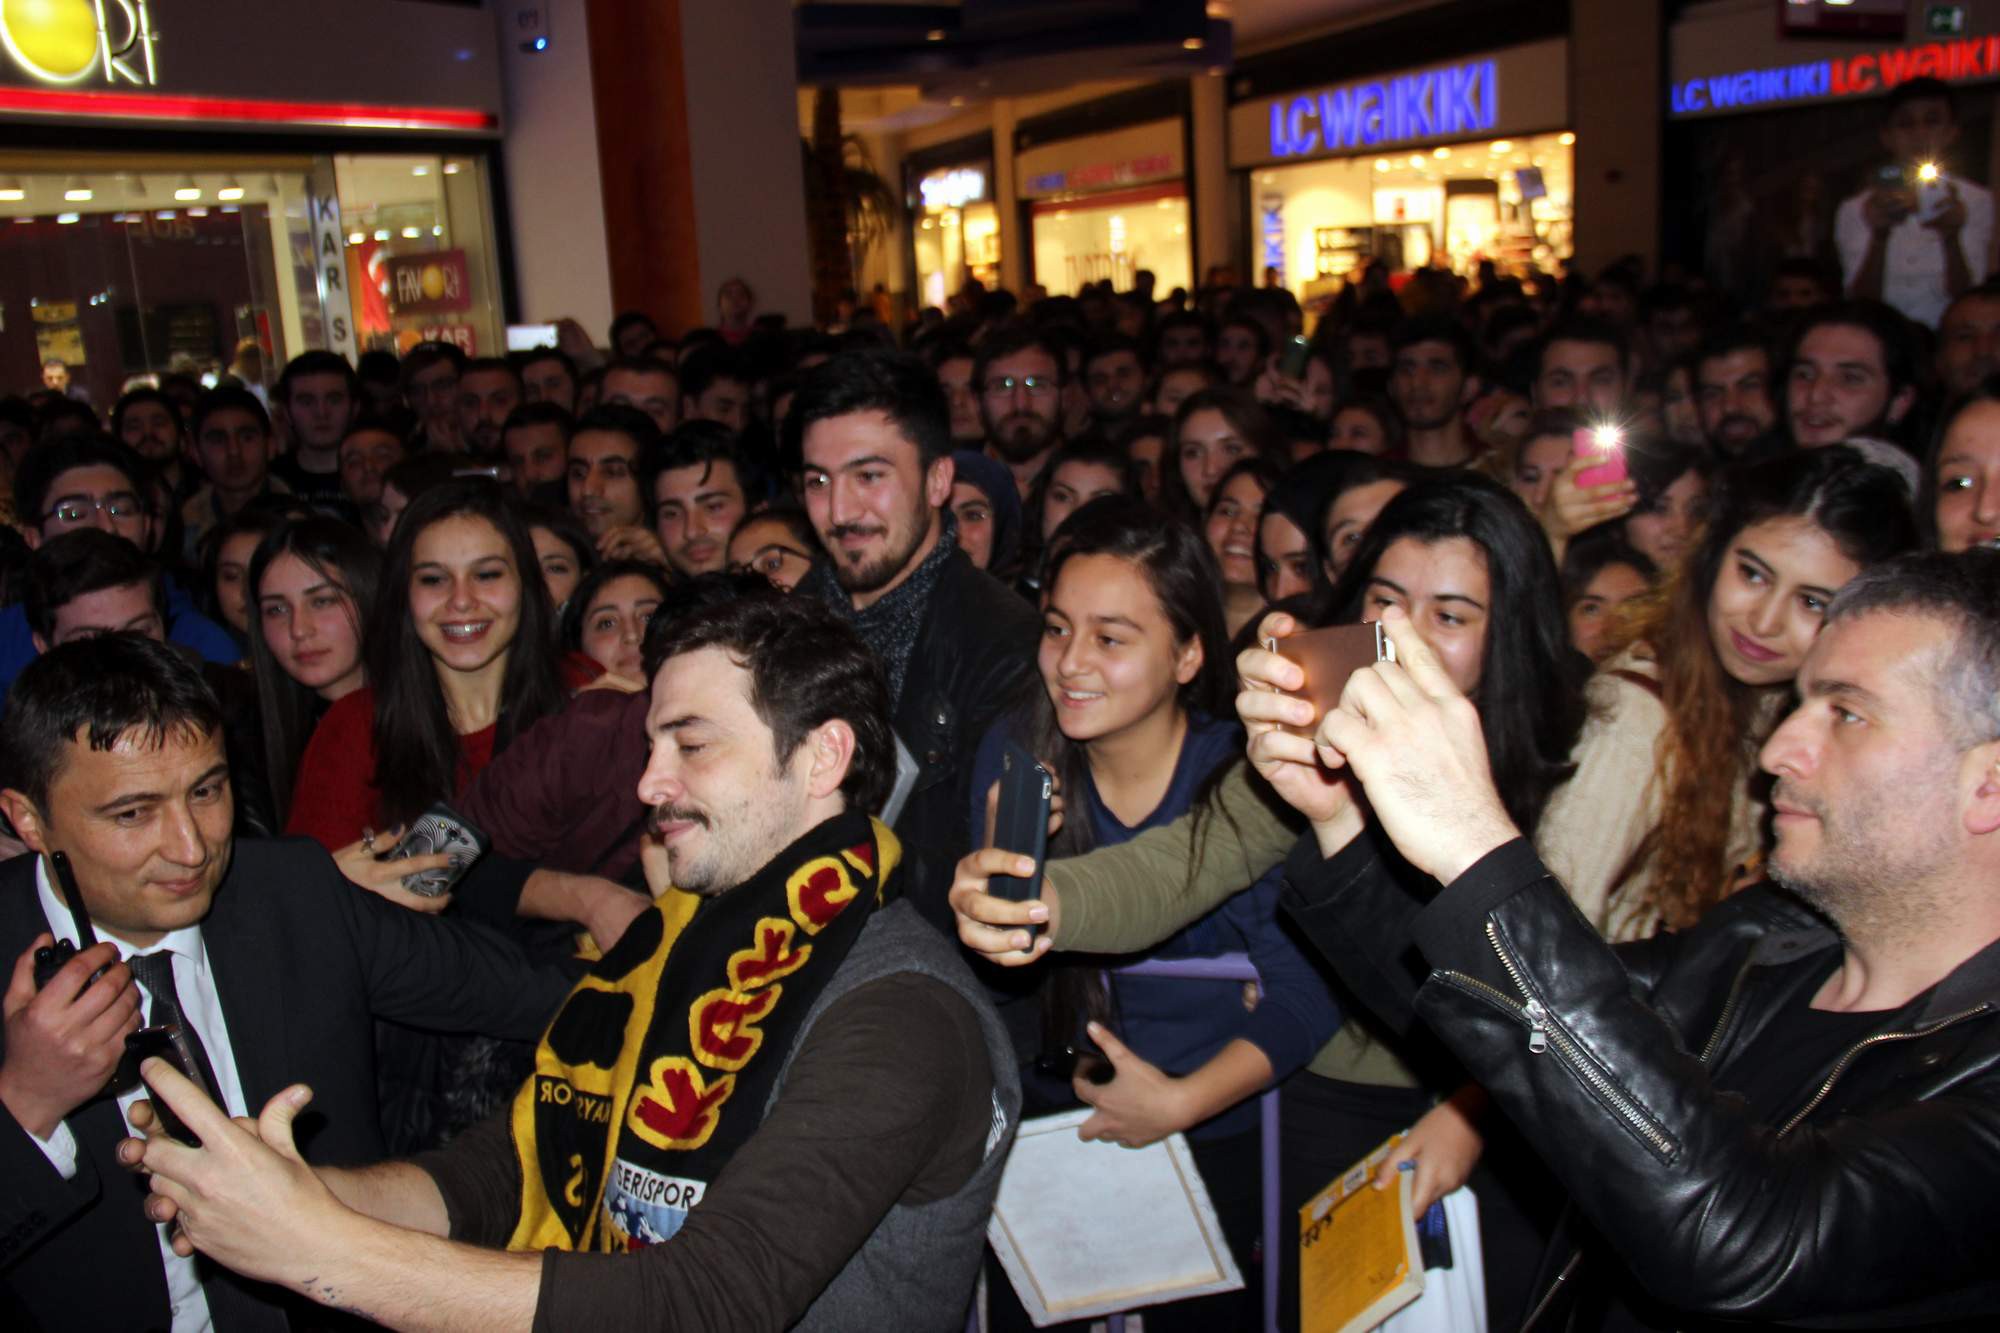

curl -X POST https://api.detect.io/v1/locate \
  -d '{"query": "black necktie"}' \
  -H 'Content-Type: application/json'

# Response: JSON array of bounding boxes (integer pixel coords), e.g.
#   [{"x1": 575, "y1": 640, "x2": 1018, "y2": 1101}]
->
[{"x1": 126, "y1": 951, "x2": 224, "y2": 1105}]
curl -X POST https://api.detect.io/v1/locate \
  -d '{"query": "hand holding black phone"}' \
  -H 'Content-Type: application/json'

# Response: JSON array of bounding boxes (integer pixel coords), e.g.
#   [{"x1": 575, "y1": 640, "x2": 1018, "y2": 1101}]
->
[{"x1": 987, "y1": 743, "x2": 1053, "y2": 941}]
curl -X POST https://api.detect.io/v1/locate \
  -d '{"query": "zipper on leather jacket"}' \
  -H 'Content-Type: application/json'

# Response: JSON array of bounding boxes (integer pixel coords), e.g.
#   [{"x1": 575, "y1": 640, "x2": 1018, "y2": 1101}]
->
[
  {"x1": 1697, "y1": 955, "x2": 1755, "y2": 1067},
  {"x1": 1436, "y1": 921, "x2": 1677, "y2": 1157},
  {"x1": 1776, "y1": 1003, "x2": 1993, "y2": 1138}
]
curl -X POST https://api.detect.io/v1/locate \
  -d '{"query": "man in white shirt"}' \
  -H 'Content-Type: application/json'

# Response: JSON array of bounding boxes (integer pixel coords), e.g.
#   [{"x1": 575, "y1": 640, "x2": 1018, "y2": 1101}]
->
[
  {"x1": 0, "y1": 635, "x2": 575, "y2": 1332},
  {"x1": 1836, "y1": 77, "x2": 1994, "y2": 330}
]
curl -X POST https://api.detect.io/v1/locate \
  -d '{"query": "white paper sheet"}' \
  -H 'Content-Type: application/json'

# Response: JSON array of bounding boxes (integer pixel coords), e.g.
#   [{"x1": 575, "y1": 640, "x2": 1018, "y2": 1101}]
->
[{"x1": 986, "y1": 1108, "x2": 1245, "y2": 1327}]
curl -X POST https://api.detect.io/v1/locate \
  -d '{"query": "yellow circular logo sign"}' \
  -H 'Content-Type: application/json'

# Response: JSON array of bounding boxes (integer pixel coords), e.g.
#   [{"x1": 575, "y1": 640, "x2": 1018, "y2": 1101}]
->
[
  {"x1": 420, "y1": 264, "x2": 447, "y2": 301},
  {"x1": 0, "y1": 0, "x2": 99, "y2": 82}
]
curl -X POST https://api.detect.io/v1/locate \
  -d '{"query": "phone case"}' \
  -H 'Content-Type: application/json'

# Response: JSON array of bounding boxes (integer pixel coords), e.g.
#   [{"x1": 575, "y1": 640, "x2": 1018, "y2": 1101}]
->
[
  {"x1": 1571, "y1": 428, "x2": 1628, "y2": 489},
  {"x1": 1268, "y1": 623, "x2": 1395, "y2": 737},
  {"x1": 990, "y1": 744, "x2": 1052, "y2": 936},
  {"x1": 388, "y1": 803, "x2": 490, "y2": 898}
]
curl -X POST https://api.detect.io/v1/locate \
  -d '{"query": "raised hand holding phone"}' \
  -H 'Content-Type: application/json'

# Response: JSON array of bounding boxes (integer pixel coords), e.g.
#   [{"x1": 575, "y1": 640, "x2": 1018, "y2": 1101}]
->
[
  {"x1": 1236, "y1": 611, "x2": 1365, "y2": 845},
  {"x1": 1313, "y1": 609, "x2": 1520, "y2": 885}
]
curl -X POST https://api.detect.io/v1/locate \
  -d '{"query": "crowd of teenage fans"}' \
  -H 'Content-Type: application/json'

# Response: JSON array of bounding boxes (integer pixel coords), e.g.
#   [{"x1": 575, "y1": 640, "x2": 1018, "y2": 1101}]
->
[{"x1": 6, "y1": 76, "x2": 2000, "y2": 1333}]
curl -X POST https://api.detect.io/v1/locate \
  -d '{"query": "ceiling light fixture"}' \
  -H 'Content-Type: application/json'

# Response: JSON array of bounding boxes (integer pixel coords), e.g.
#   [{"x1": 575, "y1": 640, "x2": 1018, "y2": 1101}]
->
[
  {"x1": 1182, "y1": 37, "x2": 1204, "y2": 50},
  {"x1": 216, "y1": 177, "x2": 245, "y2": 200},
  {"x1": 0, "y1": 177, "x2": 23, "y2": 202},
  {"x1": 63, "y1": 177, "x2": 92, "y2": 201},
  {"x1": 174, "y1": 177, "x2": 201, "y2": 201}
]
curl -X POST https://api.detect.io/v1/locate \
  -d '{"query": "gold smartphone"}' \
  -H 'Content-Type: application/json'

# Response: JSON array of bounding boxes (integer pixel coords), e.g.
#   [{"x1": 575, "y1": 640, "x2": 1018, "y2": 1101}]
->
[{"x1": 1264, "y1": 622, "x2": 1395, "y2": 737}]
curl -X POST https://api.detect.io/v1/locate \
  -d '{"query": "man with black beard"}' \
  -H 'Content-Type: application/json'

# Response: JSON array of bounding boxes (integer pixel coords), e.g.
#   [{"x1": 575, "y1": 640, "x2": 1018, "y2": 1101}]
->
[
  {"x1": 791, "y1": 351, "x2": 1039, "y2": 923},
  {"x1": 1694, "y1": 326, "x2": 1780, "y2": 459},
  {"x1": 974, "y1": 324, "x2": 1066, "y2": 499}
]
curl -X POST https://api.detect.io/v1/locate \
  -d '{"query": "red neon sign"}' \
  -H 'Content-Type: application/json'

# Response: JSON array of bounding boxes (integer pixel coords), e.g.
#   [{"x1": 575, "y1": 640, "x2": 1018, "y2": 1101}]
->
[{"x1": 0, "y1": 86, "x2": 496, "y2": 131}]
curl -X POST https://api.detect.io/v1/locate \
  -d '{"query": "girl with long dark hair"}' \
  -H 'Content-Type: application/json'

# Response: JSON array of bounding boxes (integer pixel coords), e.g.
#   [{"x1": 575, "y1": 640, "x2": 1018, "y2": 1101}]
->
[
  {"x1": 1541, "y1": 446, "x2": 1918, "y2": 938},
  {"x1": 968, "y1": 496, "x2": 1339, "y2": 1331},
  {"x1": 1162, "y1": 387, "x2": 1288, "y2": 521},
  {"x1": 247, "y1": 517, "x2": 380, "y2": 828},
  {"x1": 1203, "y1": 457, "x2": 1283, "y2": 637},
  {"x1": 561, "y1": 558, "x2": 669, "y2": 683},
  {"x1": 287, "y1": 479, "x2": 590, "y2": 854}
]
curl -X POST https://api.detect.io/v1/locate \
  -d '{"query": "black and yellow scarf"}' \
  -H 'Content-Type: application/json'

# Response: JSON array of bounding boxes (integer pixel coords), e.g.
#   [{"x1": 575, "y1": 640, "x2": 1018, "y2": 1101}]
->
[{"x1": 508, "y1": 811, "x2": 898, "y2": 1252}]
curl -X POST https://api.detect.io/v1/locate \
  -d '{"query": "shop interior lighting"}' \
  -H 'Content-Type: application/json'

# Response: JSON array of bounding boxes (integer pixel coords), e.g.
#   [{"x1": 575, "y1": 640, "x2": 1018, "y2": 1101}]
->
[
  {"x1": 1433, "y1": 147, "x2": 1451, "y2": 159},
  {"x1": 174, "y1": 177, "x2": 201, "y2": 201},
  {"x1": 156, "y1": 209, "x2": 176, "y2": 219},
  {"x1": 1490, "y1": 140, "x2": 1513, "y2": 154},
  {"x1": 220, "y1": 205, "x2": 239, "y2": 214},
  {"x1": 187, "y1": 206, "x2": 208, "y2": 217},
  {"x1": 12, "y1": 216, "x2": 34, "y2": 225},
  {"x1": 401, "y1": 225, "x2": 421, "y2": 238},
  {"x1": 56, "y1": 212, "x2": 79, "y2": 224},
  {"x1": 216, "y1": 177, "x2": 245, "y2": 200},
  {"x1": 348, "y1": 231, "x2": 365, "y2": 244},
  {"x1": 1374, "y1": 159, "x2": 1390, "y2": 172},
  {"x1": 63, "y1": 178, "x2": 92, "y2": 201},
  {"x1": 441, "y1": 162, "x2": 463, "y2": 175},
  {"x1": 925, "y1": 28, "x2": 945, "y2": 41},
  {"x1": 0, "y1": 177, "x2": 23, "y2": 201},
  {"x1": 374, "y1": 228, "x2": 390, "y2": 241},
  {"x1": 431, "y1": 224, "x2": 443, "y2": 236},
  {"x1": 411, "y1": 164, "x2": 431, "y2": 176},
  {"x1": 1182, "y1": 37, "x2": 1204, "y2": 50},
  {"x1": 1558, "y1": 132, "x2": 1575, "y2": 146}
]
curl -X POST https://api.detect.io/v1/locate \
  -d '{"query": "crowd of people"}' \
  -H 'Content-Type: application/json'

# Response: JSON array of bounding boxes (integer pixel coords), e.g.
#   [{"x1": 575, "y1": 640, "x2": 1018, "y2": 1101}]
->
[{"x1": 3, "y1": 74, "x2": 2000, "y2": 1333}]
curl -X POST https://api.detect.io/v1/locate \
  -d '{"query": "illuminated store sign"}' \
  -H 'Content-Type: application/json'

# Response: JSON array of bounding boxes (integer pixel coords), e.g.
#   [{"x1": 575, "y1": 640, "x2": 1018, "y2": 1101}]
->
[
  {"x1": 1027, "y1": 153, "x2": 1175, "y2": 195},
  {"x1": 919, "y1": 168, "x2": 986, "y2": 209},
  {"x1": 1268, "y1": 59, "x2": 1497, "y2": 158},
  {"x1": 1669, "y1": 33, "x2": 2000, "y2": 115},
  {"x1": 0, "y1": 0, "x2": 158, "y2": 86}
]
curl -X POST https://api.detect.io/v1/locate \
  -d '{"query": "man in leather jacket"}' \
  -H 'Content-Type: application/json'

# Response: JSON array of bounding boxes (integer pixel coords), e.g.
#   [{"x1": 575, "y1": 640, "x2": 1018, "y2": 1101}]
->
[{"x1": 1243, "y1": 550, "x2": 2000, "y2": 1329}]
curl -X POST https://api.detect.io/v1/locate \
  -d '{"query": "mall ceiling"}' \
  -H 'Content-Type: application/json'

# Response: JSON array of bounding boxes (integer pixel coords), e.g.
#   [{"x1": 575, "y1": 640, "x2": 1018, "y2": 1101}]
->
[{"x1": 792, "y1": 0, "x2": 1423, "y2": 99}]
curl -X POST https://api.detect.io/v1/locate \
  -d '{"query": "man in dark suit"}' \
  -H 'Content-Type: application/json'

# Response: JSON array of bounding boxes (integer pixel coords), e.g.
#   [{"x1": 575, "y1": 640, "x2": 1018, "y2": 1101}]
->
[{"x1": 0, "y1": 635, "x2": 576, "y2": 1331}]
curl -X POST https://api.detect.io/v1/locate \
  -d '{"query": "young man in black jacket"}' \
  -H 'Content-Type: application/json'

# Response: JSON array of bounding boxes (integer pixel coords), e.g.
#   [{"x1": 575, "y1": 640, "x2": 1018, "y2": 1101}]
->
[{"x1": 1241, "y1": 549, "x2": 2000, "y2": 1329}]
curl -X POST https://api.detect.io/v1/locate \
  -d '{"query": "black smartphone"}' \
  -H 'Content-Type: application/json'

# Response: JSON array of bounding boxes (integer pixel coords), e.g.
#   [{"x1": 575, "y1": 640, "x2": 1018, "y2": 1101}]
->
[
  {"x1": 1278, "y1": 334, "x2": 1314, "y2": 381},
  {"x1": 387, "y1": 802, "x2": 490, "y2": 898},
  {"x1": 130, "y1": 1025, "x2": 216, "y2": 1147},
  {"x1": 988, "y1": 743, "x2": 1052, "y2": 938}
]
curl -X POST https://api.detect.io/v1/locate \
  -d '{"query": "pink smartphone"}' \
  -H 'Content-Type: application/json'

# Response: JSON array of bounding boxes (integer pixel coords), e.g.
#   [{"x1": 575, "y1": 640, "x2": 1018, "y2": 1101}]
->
[{"x1": 1572, "y1": 427, "x2": 1628, "y2": 489}]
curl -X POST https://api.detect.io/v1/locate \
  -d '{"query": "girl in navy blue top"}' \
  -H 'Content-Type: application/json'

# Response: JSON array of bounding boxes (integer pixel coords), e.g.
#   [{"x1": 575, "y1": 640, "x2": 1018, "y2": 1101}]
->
[{"x1": 970, "y1": 495, "x2": 1340, "y2": 1331}]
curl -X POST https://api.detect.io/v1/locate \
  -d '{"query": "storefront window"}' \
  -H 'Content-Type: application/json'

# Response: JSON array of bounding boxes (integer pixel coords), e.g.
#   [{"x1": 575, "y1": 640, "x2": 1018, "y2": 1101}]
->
[
  {"x1": 913, "y1": 165, "x2": 999, "y2": 310},
  {"x1": 1031, "y1": 185, "x2": 1190, "y2": 297},
  {"x1": 0, "y1": 149, "x2": 501, "y2": 404},
  {"x1": 1252, "y1": 132, "x2": 1574, "y2": 313}
]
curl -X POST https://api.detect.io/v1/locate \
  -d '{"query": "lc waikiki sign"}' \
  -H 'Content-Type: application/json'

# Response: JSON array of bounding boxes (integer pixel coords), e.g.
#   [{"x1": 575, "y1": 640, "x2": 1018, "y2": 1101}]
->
[
  {"x1": 1268, "y1": 59, "x2": 1498, "y2": 158},
  {"x1": 1669, "y1": 32, "x2": 2000, "y2": 116},
  {"x1": 0, "y1": 0, "x2": 159, "y2": 86}
]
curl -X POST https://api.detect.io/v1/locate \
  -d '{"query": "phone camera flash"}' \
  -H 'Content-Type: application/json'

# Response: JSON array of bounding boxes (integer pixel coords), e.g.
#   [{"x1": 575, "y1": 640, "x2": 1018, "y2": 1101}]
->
[
  {"x1": 1918, "y1": 162, "x2": 1941, "y2": 184},
  {"x1": 1593, "y1": 426, "x2": 1623, "y2": 451}
]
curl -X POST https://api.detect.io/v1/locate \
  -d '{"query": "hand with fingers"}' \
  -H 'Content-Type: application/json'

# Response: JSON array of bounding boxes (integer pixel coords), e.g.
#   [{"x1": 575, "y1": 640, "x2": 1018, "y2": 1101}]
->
[
  {"x1": 1539, "y1": 457, "x2": 1638, "y2": 559},
  {"x1": 948, "y1": 846, "x2": 1054, "y2": 966},
  {"x1": 1235, "y1": 610, "x2": 1366, "y2": 854},
  {"x1": 1073, "y1": 1022, "x2": 1189, "y2": 1149},
  {"x1": 0, "y1": 937, "x2": 142, "y2": 1137},
  {"x1": 331, "y1": 828, "x2": 455, "y2": 914},
  {"x1": 1371, "y1": 1087, "x2": 1486, "y2": 1212},
  {"x1": 120, "y1": 1058, "x2": 346, "y2": 1287},
  {"x1": 1316, "y1": 608, "x2": 1521, "y2": 885}
]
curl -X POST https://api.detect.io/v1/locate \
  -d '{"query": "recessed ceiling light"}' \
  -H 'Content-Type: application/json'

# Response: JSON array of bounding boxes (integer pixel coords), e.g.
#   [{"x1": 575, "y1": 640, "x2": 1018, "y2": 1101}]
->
[
  {"x1": 0, "y1": 177, "x2": 23, "y2": 202},
  {"x1": 412, "y1": 164, "x2": 431, "y2": 176},
  {"x1": 57, "y1": 212, "x2": 80, "y2": 224},
  {"x1": 401, "y1": 226, "x2": 421, "y2": 238},
  {"x1": 63, "y1": 178, "x2": 91, "y2": 202},
  {"x1": 217, "y1": 177, "x2": 245, "y2": 200},
  {"x1": 174, "y1": 177, "x2": 201, "y2": 201},
  {"x1": 1182, "y1": 37, "x2": 1204, "y2": 50}
]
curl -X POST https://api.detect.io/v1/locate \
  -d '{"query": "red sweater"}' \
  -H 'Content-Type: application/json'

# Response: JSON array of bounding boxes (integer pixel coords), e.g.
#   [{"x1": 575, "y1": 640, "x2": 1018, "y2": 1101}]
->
[{"x1": 286, "y1": 655, "x2": 601, "y2": 850}]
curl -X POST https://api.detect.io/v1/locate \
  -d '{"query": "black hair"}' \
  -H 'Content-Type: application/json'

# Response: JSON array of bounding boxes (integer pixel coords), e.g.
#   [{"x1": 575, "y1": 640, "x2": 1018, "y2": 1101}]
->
[
  {"x1": 515, "y1": 344, "x2": 578, "y2": 386},
  {"x1": 785, "y1": 350, "x2": 951, "y2": 470},
  {"x1": 1310, "y1": 473, "x2": 1585, "y2": 832},
  {"x1": 111, "y1": 387, "x2": 182, "y2": 444},
  {"x1": 601, "y1": 356, "x2": 679, "y2": 389},
  {"x1": 399, "y1": 341, "x2": 467, "y2": 391},
  {"x1": 609, "y1": 310, "x2": 660, "y2": 348},
  {"x1": 501, "y1": 401, "x2": 576, "y2": 443},
  {"x1": 561, "y1": 558, "x2": 671, "y2": 655},
  {"x1": 1625, "y1": 437, "x2": 1712, "y2": 515},
  {"x1": 973, "y1": 323, "x2": 1066, "y2": 391},
  {"x1": 460, "y1": 356, "x2": 523, "y2": 392},
  {"x1": 339, "y1": 412, "x2": 411, "y2": 450},
  {"x1": 1257, "y1": 452, "x2": 1357, "y2": 603},
  {"x1": 643, "y1": 419, "x2": 766, "y2": 510},
  {"x1": 1083, "y1": 333, "x2": 1147, "y2": 374},
  {"x1": 1161, "y1": 387, "x2": 1289, "y2": 521},
  {"x1": 572, "y1": 403, "x2": 665, "y2": 457},
  {"x1": 728, "y1": 503, "x2": 820, "y2": 563},
  {"x1": 1538, "y1": 317, "x2": 1630, "y2": 378},
  {"x1": 1392, "y1": 315, "x2": 1478, "y2": 376},
  {"x1": 677, "y1": 344, "x2": 752, "y2": 403},
  {"x1": 1885, "y1": 75, "x2": 1956, "y2": 123},
  {"x1": 24, "y1": 529, "x2": 164, "y2": 643},
  {"x1": 367, "y1": 479, "x2": 567, "y2": 824},
  {"x1": 520, "y1": 501, "x2": 600, "y2": 617},
  {"x1": 1327, "y1": 393, "x2": 1407, "y2": 457},
  {"x1": 1695, "y1": 324, "x2": 1773, "y2": 375},
  {"x1": 276, "y1": 350, "x2": 360, "y2": 405},
  {"x1": 245, "y1": 517, "x2": 382, "y2": 824},
  {"x1": 356, "y1": 349, "x2": 402, "y2": 389},
  {"x1": 1218, "y1": 314, "x2": 1272, "y2": 367},
  {"x1": 1561, "y1": 526, "x2": 1658, "y2": 607},
  {"x1": 644, "y1": 590, "x2": 896, "y2": 814},
  {"x1": 14, "y1": 436, "x2": 147, "y2": 529},
  {"x1": 190, "y1": 385, "x2": 271, "y2": 440},
  {"x1": 198, "y1": 501, "x2": 309, "y2": 632},
  {"x1": 0, "y1": 635, "x2": 224, "y2": 812}
]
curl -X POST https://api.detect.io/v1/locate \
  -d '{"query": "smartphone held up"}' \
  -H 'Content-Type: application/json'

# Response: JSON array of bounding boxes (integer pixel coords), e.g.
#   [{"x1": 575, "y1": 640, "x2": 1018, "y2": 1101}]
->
[
  {"x1": 1264, "y1": 622, "x2": 1396, "y2": 739},
  {"x1": 1572, "y1": 424, "x2": 1628, "y2": 489}
]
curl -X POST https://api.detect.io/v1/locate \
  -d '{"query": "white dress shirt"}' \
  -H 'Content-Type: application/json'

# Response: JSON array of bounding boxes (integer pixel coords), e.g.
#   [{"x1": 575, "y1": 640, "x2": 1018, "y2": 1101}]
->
[
  {"x1": 28, "y1": 859, "x2": 247, "y2": 1333},
  {"x1": 1836, "y1": 171, "x2": 1994, "y2": 330}
]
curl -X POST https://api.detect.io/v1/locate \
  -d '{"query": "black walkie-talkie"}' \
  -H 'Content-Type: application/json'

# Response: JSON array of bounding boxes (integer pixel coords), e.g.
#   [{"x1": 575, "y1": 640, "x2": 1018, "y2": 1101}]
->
[{"x1": 32, "y1": 852, "x2": 105, "y2": 990}]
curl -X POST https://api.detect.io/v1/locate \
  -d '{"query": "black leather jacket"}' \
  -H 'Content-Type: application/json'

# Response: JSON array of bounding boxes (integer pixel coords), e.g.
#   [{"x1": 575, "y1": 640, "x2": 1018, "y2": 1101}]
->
[
  {"x1": 1283, "y1": 832, "x2": 2000, "y2": 1330},
  {"x1": 889, "y1": 548, "x2": 1040, "y2": 933}
]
